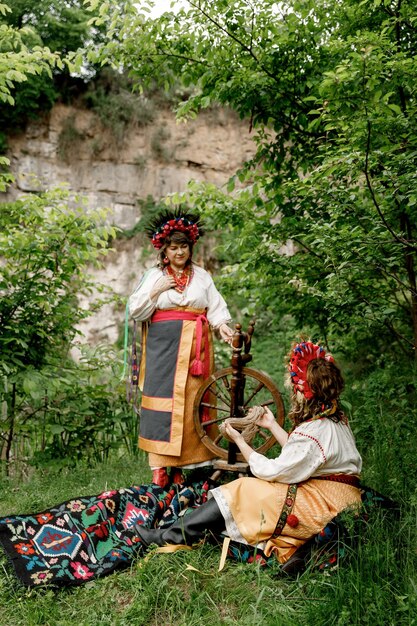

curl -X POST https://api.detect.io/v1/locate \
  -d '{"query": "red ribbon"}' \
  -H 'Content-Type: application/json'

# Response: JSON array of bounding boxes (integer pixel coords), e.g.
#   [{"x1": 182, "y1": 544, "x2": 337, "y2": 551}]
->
[{"x1": 151, "y1": 309, "x2": 210, "y2": 377}]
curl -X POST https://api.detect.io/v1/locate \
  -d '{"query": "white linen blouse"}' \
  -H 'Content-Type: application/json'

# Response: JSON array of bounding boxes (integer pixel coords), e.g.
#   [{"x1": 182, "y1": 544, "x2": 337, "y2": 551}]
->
[
  {"x1": 248, "y1": 417, "x2": 362, "y2": 483},
  {"x1": 128, "y1": 265, "x2": 231, "y2": 328}
]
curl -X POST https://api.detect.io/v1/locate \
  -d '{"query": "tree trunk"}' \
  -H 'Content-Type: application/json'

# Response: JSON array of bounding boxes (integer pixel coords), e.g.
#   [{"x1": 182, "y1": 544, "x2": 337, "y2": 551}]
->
[
  {"x1": 5, "y1": 382, "x2": 16, "y2": 473},
  {"x1": 401, "y1": 213, "x2": 417, "y2": 361}
]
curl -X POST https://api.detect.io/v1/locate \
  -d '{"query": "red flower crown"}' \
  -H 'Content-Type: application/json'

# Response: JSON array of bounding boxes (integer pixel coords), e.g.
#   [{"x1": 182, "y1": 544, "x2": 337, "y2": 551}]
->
[
  {"x1": 146, "y1": 211, "x2": 203, "y2": 250},
  {"x1": 289, "y1": 341, "x2": 334, "y2": 399}
]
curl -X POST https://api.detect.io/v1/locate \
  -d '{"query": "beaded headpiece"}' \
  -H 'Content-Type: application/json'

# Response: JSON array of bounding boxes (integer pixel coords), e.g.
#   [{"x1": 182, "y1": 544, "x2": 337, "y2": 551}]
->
[
  {"x1": 289, "y1": 341, "x2": 334, "y2": 399},
  {"x1": 146, "y1": 210, "x2": 203, "y2": 250}
]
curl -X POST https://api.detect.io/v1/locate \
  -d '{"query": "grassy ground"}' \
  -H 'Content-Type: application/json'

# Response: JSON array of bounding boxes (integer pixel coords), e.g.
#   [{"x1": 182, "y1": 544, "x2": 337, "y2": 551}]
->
[{"x1": 0, "y1": 454, "x2": 416, "y2": 626}]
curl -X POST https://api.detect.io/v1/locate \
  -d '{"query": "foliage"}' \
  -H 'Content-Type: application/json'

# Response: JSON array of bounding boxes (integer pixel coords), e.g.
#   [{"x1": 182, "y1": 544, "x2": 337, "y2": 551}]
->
[
  {"x1": 0, "y1": 189, "x2": 116, "y2": 374},
  {"x1": 83, "y1": 0, "x2": 417, "y2": 364},
  {"x1": 1, "y1": 350, "x2": 139, "y2": 465},
  {"x1": 82, "y1": 68, "x2": 156, "y2": 145},
  {"x1": 0, "y1": 2, "x2": 416, "y2": 618},
  {"x1": 0, "y1": 189, "x2": 121, "y2": 462},
  {"x1": 2, "y1": 0, "x2": 101, "y2": 55},
  {"x1": 0, "y1": 4, "x2": 62, "y2": 106},
  {"x1": 344, "y1": 362, "x2": 417, "y2": 495},
  {"x1": 0, "y1": 68, "x2": 58, "y2": 132},
  {"x1": 148, "y1": 123, "x2": 171, "y2": 160},
  {"x1": 56, "y1": 112, "x2": 85, "y2": 161},
  {"x1": 0, "y1": 2, "x2": 62, "y2": 185},
  {"x1": 0, "y1": 0, "x2": 110, "y2": 161}
]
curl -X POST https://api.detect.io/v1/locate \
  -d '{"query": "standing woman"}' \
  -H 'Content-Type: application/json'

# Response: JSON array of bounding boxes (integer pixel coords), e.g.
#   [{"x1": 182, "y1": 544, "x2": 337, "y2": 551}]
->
[{"x1": 129, "y1": 211, "x2": 233, "y2": 488}]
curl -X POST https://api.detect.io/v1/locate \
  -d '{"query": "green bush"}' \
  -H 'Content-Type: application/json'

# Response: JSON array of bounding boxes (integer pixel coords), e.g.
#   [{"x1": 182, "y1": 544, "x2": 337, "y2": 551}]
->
[{"x1": 0, "y1": 189, "x2": 120, "y2": 464}]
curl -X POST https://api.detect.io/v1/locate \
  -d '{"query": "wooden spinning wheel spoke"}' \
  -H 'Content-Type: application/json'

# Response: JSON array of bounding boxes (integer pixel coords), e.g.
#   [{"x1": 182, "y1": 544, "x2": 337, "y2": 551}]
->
[
  {"x1": 213, "y1": 381, "x2": 232, "y2": 408},
  {"x1": 200, "y1": 415, "x2": 231, "y2": 428},
  {"x1": 200, "y1": 401, "x2": 230, "y2": 413},
  {"x1": 243, "y1": 381, "x2": 265, "y2": 406},
  {"x1": 243, "y1": 397, "x2": 276, "y2": 410},
  {"x1": 220, "y1": 375, "x2": 231, "y2": 392}
]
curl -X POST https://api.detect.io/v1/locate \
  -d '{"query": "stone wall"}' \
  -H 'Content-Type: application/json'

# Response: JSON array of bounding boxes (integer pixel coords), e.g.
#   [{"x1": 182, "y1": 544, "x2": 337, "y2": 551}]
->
[
  {"x1": 4, "y1": 103, "x2": 255, "y2": 228},
  {"x1": 3, "y1": 103, "x2": 256, "y2": 347}
]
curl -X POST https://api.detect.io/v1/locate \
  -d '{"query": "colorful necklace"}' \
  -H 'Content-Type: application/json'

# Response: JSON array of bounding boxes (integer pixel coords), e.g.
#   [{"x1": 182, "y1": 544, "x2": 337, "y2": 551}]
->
[{"x1": 166, "y1": 264, "x2": 193, "y2": 293}]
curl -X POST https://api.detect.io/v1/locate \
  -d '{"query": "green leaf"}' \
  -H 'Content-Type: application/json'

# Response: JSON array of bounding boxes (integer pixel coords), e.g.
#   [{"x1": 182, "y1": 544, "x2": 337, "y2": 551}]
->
[
  {"x1": 49, "y1": 424, "x2": 66, "y2": 435},
  {"x1": 387, "y1": 103, "x2": 402, "y2": 116}
]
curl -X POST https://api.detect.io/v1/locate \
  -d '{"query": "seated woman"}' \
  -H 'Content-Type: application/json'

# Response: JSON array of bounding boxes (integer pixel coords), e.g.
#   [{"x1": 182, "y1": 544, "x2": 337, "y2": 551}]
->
[{"x1": 135, "y1": 340, "x2": 362, "y2": 567}]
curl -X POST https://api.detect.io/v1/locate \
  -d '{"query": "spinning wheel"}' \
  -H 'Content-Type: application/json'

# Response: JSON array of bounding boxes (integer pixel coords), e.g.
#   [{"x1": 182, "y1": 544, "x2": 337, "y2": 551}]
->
[
  {"x1": 193, "y1": 321, "x2": 285, "y2": 468},
  {"x1": 194, "y1": 366, "x2": 284, "y2": 462}
]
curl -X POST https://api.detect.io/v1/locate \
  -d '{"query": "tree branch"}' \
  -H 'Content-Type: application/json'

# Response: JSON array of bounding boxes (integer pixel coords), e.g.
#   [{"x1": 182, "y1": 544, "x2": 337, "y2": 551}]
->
[{"x1": 364, "y1": 120, "x2": 417, "y2": 252}]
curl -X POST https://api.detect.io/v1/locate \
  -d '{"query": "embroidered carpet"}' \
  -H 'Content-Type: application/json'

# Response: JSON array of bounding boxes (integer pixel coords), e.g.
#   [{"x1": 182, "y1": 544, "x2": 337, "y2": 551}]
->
[{"x1": 0, "y1": 480, "x2": 212, "y2": 588}]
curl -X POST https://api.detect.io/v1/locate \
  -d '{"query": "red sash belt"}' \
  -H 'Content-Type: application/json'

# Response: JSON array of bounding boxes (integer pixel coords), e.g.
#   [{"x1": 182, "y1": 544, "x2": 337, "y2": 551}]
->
[
  {"x1": 313, "y1": 474, "x2": 361, "y2": 488},
  {"x1": 151, "y1": 309, "x2": 209, "y2": 377}
]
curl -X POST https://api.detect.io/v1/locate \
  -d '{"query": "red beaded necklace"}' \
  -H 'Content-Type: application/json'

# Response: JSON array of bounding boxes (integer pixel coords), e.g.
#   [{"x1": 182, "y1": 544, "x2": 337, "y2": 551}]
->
[{"x1": 166, "y1": 264, "x2": 193, "y2": 292}]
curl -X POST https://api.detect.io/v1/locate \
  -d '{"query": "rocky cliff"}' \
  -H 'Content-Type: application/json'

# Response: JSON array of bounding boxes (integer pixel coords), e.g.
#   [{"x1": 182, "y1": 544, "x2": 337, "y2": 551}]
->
[{"x1": 3, "y1": 103, "x2": 256, "y2": 347}]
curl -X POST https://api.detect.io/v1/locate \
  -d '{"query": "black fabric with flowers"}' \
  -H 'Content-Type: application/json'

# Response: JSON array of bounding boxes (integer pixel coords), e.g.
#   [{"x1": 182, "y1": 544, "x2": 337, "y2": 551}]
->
[{"x1": 0, "y1": 481, "x2": 211, "y2": 587}]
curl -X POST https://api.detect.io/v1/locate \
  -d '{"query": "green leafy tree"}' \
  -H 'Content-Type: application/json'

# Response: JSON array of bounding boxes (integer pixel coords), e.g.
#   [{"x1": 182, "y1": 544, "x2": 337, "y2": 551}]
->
[
  {"x1": 0, "y1": 189, "x2": 119, "y2": 461},
  {"x1": 0, "y1": 0, "x2": 110, "y2": 162},
  {"x1": 3, "y1": 0, "x2": 99, "y2": 54},
  {"x1": 0, "y1": 190, "x2": 116, "y2": 373},
  {"x1": 84, "y1": 0, "x2": 417, "y2": 362},
  {"x1": 0, "y1": 2, "x2": 63, "y2": 187}
]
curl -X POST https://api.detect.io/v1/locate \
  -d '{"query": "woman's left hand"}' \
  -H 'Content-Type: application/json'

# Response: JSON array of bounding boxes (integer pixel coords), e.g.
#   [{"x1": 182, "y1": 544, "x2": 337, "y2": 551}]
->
[
  {"x1": 219, "y1": 323, "x2": 234, "y2": 344},
  {"x1": 255, "y1": 406, "x2": 276, "y2": 430}
]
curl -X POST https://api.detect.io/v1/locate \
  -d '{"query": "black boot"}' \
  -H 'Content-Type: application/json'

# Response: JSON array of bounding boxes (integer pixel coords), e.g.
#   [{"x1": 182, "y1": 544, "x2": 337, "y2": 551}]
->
[{"x1": 135, "y1": 498, "x2": 225, "y2": 548}]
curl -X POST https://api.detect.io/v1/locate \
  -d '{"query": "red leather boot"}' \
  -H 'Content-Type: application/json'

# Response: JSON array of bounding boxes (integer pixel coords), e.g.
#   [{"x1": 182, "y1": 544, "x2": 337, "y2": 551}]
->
[
  {"x1": 152, "y1": 467, "x2": 169, "y2": 488},
  {"x1": 170, "y1": 467, "x2": 185, "y2": 485}
]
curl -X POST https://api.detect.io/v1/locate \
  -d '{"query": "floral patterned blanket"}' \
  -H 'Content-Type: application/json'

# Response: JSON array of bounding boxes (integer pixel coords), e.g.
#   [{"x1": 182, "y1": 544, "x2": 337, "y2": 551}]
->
[{"x1": 0, "y1": 480, "x2": 212, "y2": 587}]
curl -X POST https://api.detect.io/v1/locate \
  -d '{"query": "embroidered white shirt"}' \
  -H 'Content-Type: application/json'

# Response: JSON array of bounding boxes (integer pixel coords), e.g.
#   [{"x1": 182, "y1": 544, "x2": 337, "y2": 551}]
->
[
  {"x1": 248, "y1": 417, "x2": 362, "y2": 483},
  {"x1": 128, "y1": 265, "x2": 231, "y2": 328}
]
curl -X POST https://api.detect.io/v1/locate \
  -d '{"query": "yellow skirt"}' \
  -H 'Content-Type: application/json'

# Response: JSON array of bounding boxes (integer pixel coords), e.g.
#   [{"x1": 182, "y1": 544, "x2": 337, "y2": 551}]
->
[{"x1": 211, "y1": 477, "x2": 362, "y2": 563}]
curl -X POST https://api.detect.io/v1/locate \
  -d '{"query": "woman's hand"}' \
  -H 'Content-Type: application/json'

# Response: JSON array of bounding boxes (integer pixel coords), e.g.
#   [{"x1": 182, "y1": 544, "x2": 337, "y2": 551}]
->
[
  {"x1": 256, "y1": 407, "x2": 289, "y2": 447},
  {"x1": 224, "y1": 422, "x2": 244, "y2": 444},
  {"x1": 255, "y1": 406, "x2": 276, "y2": 430},
  {"x1": 150, "y1": 275, "x2": 176, "y2": 301},
  {"x1": 219, "y1": 323, "x2": 234, "y2": 344},
  {"x1": 224, "y1": 422, "x2": 254, "y2": 463}
]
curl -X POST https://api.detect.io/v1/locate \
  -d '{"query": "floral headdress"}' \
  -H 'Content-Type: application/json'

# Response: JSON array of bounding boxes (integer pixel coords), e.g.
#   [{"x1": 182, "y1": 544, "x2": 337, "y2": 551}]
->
[
  {"x1": 145, "y1": 210, "x2": 203, "y2": 250},
  {"x1": 289, "y1": 341, "x2": 334, "y2": 400}
]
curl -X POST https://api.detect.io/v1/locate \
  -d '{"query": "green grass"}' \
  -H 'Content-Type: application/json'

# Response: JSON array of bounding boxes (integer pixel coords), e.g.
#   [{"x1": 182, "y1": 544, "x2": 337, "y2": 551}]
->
[
  {"x1": 1, "y1": 358, "x2": 416, "y2": 626},
  {"x1": 1, "y1": 454, "x2": 416, "y2": 626}
]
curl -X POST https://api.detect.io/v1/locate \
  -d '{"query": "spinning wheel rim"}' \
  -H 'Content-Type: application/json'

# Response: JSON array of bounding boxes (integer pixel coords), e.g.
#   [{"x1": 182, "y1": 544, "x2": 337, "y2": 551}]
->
[{"x1": 193, "y1": 366, "x2": 285, "y2": 461}]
